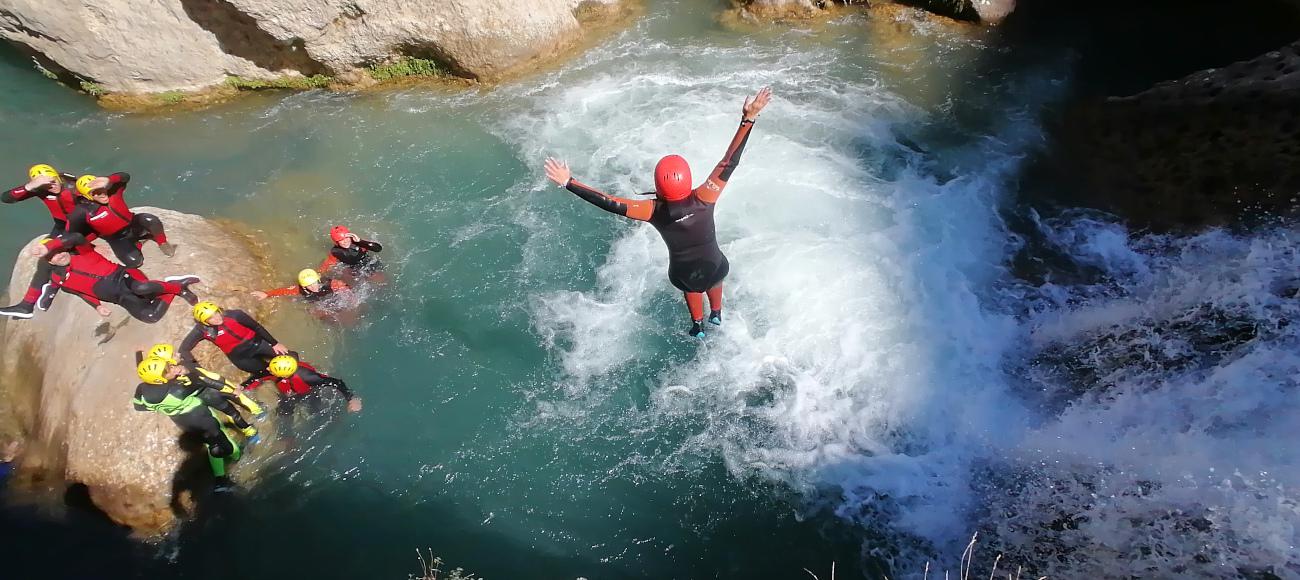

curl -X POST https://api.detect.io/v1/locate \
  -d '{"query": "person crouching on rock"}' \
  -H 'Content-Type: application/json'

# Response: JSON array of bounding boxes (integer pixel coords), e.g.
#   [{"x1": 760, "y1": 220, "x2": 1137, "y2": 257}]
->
[
  {"x1": 245, "y1": 355, "x2": 362, "y2": 417},
  {"x1": 0, "y1": 164, "x2": 93, "y2": 320},
  {"x1": 133, "y1": 356, "x2": 260, "y2": 490},
  {"x1": 45, "y1": 172, "x2": 175, "y2": 269},
  {"x1": 318, "y1": 225, "x2": 384, "y2": 282},
  {"x1": 250, "y1": 268, "x2": 349, "y2": 304},
  {"x1": 31, "y1": 239, "x2": 199, "y2": 323},
  {"x1": 181, "y1": 302, "x2": 290, "y2": 380},
  {"x1": 145, "y1": 343, "x2": 265, "y2": 419}
]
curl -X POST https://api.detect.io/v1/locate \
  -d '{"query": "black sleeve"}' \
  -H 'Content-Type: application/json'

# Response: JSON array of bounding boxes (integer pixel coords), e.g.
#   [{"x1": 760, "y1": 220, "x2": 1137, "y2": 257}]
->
[
  {"x1": 131, "y1": 385, "x2": 148, "y2": 412},
  {"x1": 565, "y1": 179, "x2": 628, "y2": 216},
  {"x1": 301, "y1": 368, "x2": 353, "y2": 400},
  {"x1": 358, "y1": 240, "x2": 383, "y2": 253},
  {"x1": 717, "y1": 120, "x2": 754, "y2": 182},
  {"x1": 178, "y1": 326, "x2": 205, "y2": 366},
  {"x1": 195, "y1": 386, "x2": 250, "y2": 429},
  {"x1": 46, "y1": 208, "x2": 93, "y2": 251},
  {"x1": 106, "y1": 172, "x2": 130, "y2": 197},
  {"x1": 239, "y1": 372, "x2": 272, "y2": 390},
  {"x1": 1, "y1": 186, "x2": 29, "y2": 204},
  {"x1": 228, "y1": 310, "x2": 278, "y2": 344}
]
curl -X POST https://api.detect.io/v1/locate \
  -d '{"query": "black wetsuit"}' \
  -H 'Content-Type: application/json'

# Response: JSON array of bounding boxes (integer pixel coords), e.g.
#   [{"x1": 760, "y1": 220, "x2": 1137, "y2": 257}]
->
[
  {"x1": 247, "y1": 361, "x2": 354, "y2": 417},
  {"x1": 179, "y1": 310, "x2": 282, "y2": 375},
  {"x1": 132, "y1": 371, "x2": 253, "y2": 464},
  {"x1": 321, "y1": 240, "x2": 383, "y2": 277},
  {"x1": 647, "y1": 197, "x2": 729, "y2": 293}
]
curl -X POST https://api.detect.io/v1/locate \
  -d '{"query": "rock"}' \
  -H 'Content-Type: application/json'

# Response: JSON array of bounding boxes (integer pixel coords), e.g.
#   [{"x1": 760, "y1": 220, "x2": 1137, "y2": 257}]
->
[
  {"x1": 1052, "y1": 41, "x2": 1300, "y2": 229},
  {"x1": 968, "y1": 0, "x2": 1014, "y2": 24},
  {"x1": 737, "y1": 0, "x2": 833, "y2": 20},
  {"x1": 0, "y1": 0, "x2": 628, "y2": 94},
  {"x1": 0, "y1": 208, "x2": 271, "y2": 535}
]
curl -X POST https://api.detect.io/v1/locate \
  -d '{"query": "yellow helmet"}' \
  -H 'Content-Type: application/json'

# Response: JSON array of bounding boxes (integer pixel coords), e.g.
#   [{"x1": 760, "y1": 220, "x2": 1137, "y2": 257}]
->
[
  {"x1": 28, "y1": 164, "x2": 59, "y2": 180},
  {"x1": 193, "y1": 301, "x2": 221, "y2": 324},
  {"x1": 75, "y1": 174, "x2": 99, "y2": 199},
  {"x1": 268, "y1": 355, "x2": 298, "y2": 378},
  {"x1": 137, "y1": 357, "x2": 172, "y2": 385},
  {"x1": 148, "y1": 343, "x2": 178, "y2": 364},
  {"x1": 297, "y1": 268, "x2": 321, "y2": 288}
]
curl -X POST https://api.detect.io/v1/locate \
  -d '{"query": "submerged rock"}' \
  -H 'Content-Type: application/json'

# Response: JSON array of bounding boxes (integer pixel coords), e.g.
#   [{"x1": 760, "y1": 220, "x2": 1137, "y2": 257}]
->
[
  {"x1": 0, "y1": 208, "x2": 271, "y2": 535},
  {"x1": 0, "y1": 0, "x2": 629, "y2": 94}
]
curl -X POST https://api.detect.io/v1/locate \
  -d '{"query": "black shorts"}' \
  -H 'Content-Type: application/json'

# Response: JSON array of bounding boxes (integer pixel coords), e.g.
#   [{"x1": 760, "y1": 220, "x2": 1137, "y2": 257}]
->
[{"x1": 667, "y1": 254, "x2": 729, "y2": 293}]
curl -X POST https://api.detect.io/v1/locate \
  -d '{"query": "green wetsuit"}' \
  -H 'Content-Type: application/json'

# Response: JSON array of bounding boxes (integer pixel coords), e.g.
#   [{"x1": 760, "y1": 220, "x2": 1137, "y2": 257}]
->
[{"x1": 133, "y1": 371, "x2": 254, "y2": 477}]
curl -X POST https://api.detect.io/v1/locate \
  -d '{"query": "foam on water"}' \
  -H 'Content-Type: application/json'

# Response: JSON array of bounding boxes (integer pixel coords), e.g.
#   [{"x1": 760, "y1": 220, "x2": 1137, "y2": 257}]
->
[{"x1": 500, "y1": 14, "x2": 1300, "y2": 578}]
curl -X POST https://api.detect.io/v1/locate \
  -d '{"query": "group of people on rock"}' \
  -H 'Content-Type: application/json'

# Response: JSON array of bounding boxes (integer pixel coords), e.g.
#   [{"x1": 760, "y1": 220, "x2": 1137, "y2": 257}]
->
[{"x1": 1, "y1": 163, "x2": 376, "y2": 489}]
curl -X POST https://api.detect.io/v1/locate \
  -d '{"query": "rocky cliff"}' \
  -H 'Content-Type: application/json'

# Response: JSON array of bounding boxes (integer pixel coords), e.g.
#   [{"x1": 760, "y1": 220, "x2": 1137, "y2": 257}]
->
[
  {"x1": 0, "y1": 0, "x2": 625, "y2": 94},
  {"x1": 733, "y1": 0, "x2": 1015, "y2": 24},
  {"x1": 0, "y1": 208, "x2": 272, "y2": 535}
]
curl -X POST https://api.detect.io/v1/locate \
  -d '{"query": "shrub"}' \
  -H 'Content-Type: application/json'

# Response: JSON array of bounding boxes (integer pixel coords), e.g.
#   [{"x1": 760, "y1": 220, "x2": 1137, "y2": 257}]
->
[
  {"x1": 79, "y1": 81, "x2": 105, "y2": 97},
  {"x1": 160, "y1": 91, "x2": 185, "y2": 104}
]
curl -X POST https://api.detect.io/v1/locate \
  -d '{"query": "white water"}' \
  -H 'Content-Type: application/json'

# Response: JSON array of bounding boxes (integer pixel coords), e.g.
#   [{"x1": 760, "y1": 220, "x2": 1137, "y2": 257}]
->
[{"x1": 493, "y1": 9, "x2": 1300, "y2": 579}]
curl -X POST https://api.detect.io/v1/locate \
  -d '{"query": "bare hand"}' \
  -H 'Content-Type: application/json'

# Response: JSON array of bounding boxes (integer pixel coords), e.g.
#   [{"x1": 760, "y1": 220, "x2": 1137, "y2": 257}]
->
[
  {"x1": 250, "y1": 290, "x2": 268, "y2": 300},
  {"x1": 743, "y1": 87, "x2": 772, "y2": 121},
  {"x1": 544, "y1": 157, "x2": 571, "y2": 188},
  {"x1": 95, "y1": 305, "x2": 112, "y2": 317},
  {"x1": 25, "y1": 175, "x2": 55, "y2": 192},
  {"x1": 29, "y1": 243, "x2": 49, "y2": 257},
  {"x1": 88, "y1": 176, "x2": 110, "y2": 192},
  {"x1": 348, "y1": 233, "x2": 361, "y2": 242},
  {"x1": 347, "y1": 398, "x2": 363, "y2": 413},
  {"x1": 271, "y1": 343, "x2": 289, "y2": 355}
]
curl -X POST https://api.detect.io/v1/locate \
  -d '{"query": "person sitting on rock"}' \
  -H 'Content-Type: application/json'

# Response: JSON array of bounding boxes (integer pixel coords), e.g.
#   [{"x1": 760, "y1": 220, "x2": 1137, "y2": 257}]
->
[
  {"x1": 0, "y1": 164, "x2": 94, "y2": 320},
  {"x1": 245, "y1": 355, "x2": 362, "y2": 417},
  {"x1": 181, "y1": 302, "x2": 290, "y2": 379},
  {"x1": 43, "y1": 172, "x2": 175, "y2": 269},
  {"x1": 144, "y1": 343, "x2": 265, "y2": 419},
  {"x1": 133, "y1": 356, "x2": 259, "y2": 491},
  {"x1": 32, "y1": 239, "x2": 199, "y2": 323},
  {"x1": 250, "y1": 268, "x2": 349, "y2": 303},
  {"x1": 318, "y1": 225, "x2": 384, "y2": 282}
]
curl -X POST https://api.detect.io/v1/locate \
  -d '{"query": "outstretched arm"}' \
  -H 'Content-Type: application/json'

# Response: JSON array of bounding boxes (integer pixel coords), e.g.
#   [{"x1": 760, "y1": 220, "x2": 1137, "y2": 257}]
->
[
  {"x1": 544, "y1": 158, "x2": 655, "y2": 222},
  {"x1": 695, "y1": 87, "x2": 771, "y2": 204}
]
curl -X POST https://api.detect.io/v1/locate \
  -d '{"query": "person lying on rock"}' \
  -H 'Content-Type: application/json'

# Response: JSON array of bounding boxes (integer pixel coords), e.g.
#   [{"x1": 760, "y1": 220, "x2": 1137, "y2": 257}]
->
[
  {"x1": 182, "y1": 302, "x2": 290, "y2": 380},
  {"x1": 318, "y1": 225, "x2": 385, "y2": 282},
  {"x1": 144, "y1": 343, "x2": 265, "y2": 419},
  {"x1": 133, "y1": 356, "x2": 259, "y2": 491},
  {"x1": 0, "y1": 164, "x2": 94, "y2": 320},
  {"x1": 42, "y1": 172, "x2": 175, "y2": 269},
  {"x1": 31, "y1": 239, "x2": 199, "y2": 323},
  {"x1": 250, "y1": 268, "x2": 350, "y2": 303},
  {"x1": 244, "y1": 355, "x2": 362, "y2": 416}
]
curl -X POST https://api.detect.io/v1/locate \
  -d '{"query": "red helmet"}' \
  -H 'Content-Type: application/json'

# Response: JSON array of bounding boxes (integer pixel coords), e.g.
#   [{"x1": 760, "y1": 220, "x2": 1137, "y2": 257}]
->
[
  {"x1": 654, "y1": 155, "x2": 692, "y2": 202},
  {"x1": 329, "y1": 225, "x2": 351, "y2": 243}
]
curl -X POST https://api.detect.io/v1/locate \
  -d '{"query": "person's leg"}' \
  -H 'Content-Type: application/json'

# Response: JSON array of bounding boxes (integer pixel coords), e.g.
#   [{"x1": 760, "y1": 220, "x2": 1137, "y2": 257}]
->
[
  {"x1": 0, "y1": 260, "x2": 55, "y2": 317},
  {"x1": 133, "y1": 214, "x2": 175, "y2": 257},
  {"x1": 119, "y1": 293, "x2": 171, "y2": 323},
  {"x1": 706, "y1": 285, "x2": 724, "y2": 325},
  {"x1": 683, "y1": 292, "x2": 705, "y2": 338},
  {"x1": 107, "y1": 235, "x2": 144, "y2": 269}
]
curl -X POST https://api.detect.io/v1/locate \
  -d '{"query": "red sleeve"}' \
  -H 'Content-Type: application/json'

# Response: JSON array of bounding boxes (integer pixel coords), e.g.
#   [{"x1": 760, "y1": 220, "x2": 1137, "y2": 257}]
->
[
  {"x1": 318, "y1": 254, "x2": 339, "y2": 273},
  {"x1": 264, "y1": 285, "x2": 299, "y2": 297},
  {"x1": 329, "y1": 279, "x2": 349, "y2": 291},
  {"x1": 2, "y1": 186, "x2": 33, "y2": 203},
  {"x1": 695, "y1": 119, "x2": 755, "y2": 204}
]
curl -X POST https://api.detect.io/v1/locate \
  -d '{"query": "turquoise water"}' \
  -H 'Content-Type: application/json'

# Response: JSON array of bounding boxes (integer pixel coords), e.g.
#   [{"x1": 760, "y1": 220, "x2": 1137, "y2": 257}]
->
[{"x1": 0, "y1": 2, "x2": 1076, "y2": 578}]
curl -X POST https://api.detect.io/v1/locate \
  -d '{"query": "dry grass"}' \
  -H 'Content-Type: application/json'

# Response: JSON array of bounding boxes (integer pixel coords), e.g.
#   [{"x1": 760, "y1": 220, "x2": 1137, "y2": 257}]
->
[
  {"x1": 804, "y1": 533, "x2": 1047, "y2": 580},
  {"x1": 409, "y1": 549, "x2": 480, "y2": 580}
]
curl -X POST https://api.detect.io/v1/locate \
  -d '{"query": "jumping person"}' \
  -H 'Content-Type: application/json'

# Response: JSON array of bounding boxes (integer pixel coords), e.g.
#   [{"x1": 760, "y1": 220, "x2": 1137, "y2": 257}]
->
[
  {"x1": 250, "y1": 268, "x2": 349, "y2": 303},
  {"x1": 133, "y1": 357, "x2": 259, "y2": 489},
  {"x1": 180, "y1": 302, "x2": 289, "y2": 378},
  {"x1": 543, "y1": 87, "x2": 772, "y2": 337},
  {"x1": 48, "y1": 172, "x2": 175, "y2": 269},
  {"x1": 318, "y1": 226, "x2": 384, "y2": 280},
  {"x1": 145, "y1": 343, "x2": 265, "y2": 418},
  {"x1": 245, "y1": 355, "x2": 362, "y2": 416},
  {"x1": 0, "y1": 164, "x2": 90, "y2": 319},
  {"x1": 33, "y1": 240, "x2": 199, "y2": 323}
]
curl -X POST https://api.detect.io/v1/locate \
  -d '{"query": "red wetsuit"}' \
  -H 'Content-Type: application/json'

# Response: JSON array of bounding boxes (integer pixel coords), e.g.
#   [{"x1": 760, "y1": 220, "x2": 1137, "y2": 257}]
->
[
  {"x1": 46, "y1": 248, "x2": 184, "y2": 322},
  {"x1": 245, "y1": 361, "x2": 354, "y2": 416},
  {"x1": 3, "y1": 174, "x2": 82, "y2": 235},
  {"x1": 55, "y1": 172, "x2": 169, "y2": 269},
  {"x1": 264, "y1": 278, "x2": 349, "y2": 302},
  {"x1": 179, "y1": 309, "x2": 282, "y2": 374}
]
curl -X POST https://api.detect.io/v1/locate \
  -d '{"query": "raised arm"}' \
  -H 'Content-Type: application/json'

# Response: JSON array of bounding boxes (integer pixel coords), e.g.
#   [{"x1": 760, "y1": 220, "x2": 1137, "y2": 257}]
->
[
  {"x1": 544, "y1": 158, "x2": 655, "y2": 222},
  {"x1": 695, "y1": 87, "x2": 771, "y2": 204},
  {"x1": 106, "y1": 172, "x2": 130, "y2": 197},
  {"x1": 178, "y1": 327, "x2": 206, "y2": 367}
]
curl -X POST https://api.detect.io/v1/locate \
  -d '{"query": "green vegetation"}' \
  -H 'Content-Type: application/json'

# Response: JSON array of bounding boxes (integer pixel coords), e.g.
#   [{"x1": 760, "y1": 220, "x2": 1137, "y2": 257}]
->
[
  {"x1": 224, "y1": 74, "x2": 331, "y2": 91},
  {"x1": 366, "y1": 57, "x2": 444, "y2": 82},
  {"x1": 79, "y1": 81, "x2": 105, "y2": 97},
  {"x1": 160, "y1": 91, "x2": 185, "y2": 104},
  {"x1": 32, "y1": 59, "x2": 57, "y2": 81}
]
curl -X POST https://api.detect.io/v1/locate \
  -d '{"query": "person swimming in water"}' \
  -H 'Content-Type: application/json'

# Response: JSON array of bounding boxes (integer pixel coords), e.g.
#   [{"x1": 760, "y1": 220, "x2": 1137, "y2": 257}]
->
[
  {"x1": 543, "y1": 87, "x2": 772, "y2": 337},
  {"x1": 250, "y1": 268, "x2": 350, "y2": 303},
  {"x1": 318, "y1": 226, "x2": 384, "y2": 282},
  {"x1": 244, "y1": 355, "x2": 362, "y2": 417}
]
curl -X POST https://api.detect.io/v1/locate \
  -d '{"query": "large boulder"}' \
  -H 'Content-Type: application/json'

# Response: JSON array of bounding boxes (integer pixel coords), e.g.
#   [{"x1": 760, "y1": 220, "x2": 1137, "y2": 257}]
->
[
  {"x1": 1053, "y1": 41, "x2": 1300, "y2": 229},
  {"x1": 0, "y1": 0, "x2": 626, "y2": 94},
  {"x1": 732, "y1": 0, "x2": 1014, "y2": 23},
  {"x1": 0, "y1": 207, "x2": 272, "y2": 535}
]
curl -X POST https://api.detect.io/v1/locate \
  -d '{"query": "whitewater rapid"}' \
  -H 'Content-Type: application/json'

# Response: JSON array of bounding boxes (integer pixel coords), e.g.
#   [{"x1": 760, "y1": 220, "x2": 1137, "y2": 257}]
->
[{"x1": 492, "y1": 10, "x2": 1299, "y2": 579}]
